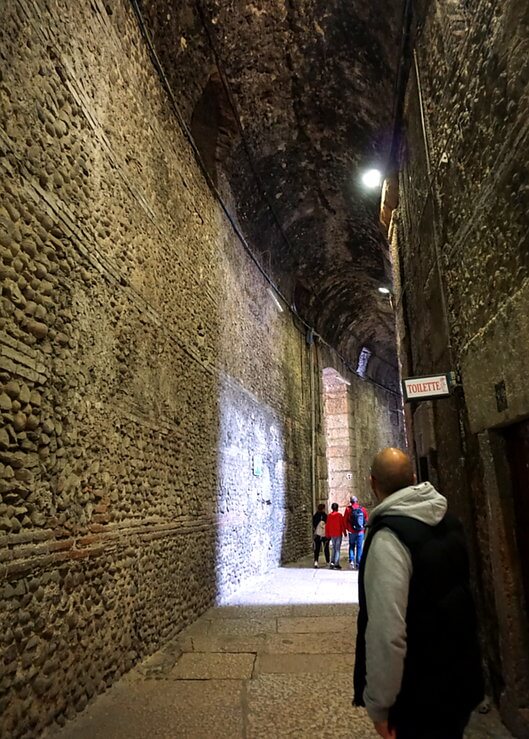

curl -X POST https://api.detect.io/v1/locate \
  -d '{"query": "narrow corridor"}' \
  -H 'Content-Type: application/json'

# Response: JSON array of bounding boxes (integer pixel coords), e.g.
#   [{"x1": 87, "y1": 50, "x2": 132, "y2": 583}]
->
[
  {"x1": 48, "y1": 559, "x2": 512, "y2": 739},
  {"x1": 2, "y1": 0, "x2": 529, "y2": 735}
]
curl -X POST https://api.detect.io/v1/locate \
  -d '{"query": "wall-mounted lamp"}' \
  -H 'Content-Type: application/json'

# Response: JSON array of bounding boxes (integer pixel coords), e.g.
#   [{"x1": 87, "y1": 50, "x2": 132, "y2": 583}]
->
[
  {"x1": 378, "y1": 286, "x2": 391, "y2": 295},
  {"x1": 362, "y1": 168, "x2": 383, "y2": 189}
]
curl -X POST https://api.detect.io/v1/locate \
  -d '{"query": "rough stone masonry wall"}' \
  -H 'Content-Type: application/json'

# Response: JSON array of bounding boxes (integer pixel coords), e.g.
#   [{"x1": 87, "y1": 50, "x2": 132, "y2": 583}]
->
[
  {"x1": 0, "y1": 0, "x2": 318, "y2": 735},
  {"x1": 398, "y1": 0, "x2": 529, "y2": 734},
  {"x1": 0, "y1": 0, "x2": 404, "y2": 735}
]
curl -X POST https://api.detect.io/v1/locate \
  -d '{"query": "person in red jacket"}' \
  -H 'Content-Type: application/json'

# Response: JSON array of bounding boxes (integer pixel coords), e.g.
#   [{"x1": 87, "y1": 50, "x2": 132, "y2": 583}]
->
[
  {"x1": 345, "y1": 496, "x2": 369, "y2": 569},
  {"x1": 325, "y1": 502, "x2": 347, "y2": 569}
]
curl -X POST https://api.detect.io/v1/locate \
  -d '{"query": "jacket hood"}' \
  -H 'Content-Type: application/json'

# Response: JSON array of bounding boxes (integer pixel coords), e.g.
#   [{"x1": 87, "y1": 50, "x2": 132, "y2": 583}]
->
[{"x1": 369, "y1": 481, "x2": 447, "y2": 527}]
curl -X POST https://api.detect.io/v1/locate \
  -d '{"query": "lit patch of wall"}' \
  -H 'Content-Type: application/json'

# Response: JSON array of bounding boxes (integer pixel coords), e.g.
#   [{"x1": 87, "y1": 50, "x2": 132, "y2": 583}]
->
[{"x1": 214, "y1": 376, "x2": 287, "y2": 603}]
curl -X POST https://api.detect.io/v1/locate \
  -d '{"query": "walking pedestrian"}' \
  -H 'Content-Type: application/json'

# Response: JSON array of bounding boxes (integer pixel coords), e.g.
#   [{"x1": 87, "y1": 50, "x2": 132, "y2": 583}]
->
[
  {"x1": 345, "y1": 495, "x2": 368, "y2": 569},
  {"x1": 353, "y1": 448, "x2": 484, "y2": 739},
  {"x1": 312, "y1": 504, "x2": 330, "y2": 568},
  {"x1": 325, "y1": 502, "x2": 346, "y2": 569}
]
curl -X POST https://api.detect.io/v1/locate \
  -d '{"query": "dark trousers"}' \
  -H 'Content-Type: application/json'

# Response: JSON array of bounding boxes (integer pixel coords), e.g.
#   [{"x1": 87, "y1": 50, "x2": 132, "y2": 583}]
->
[
  {"x1": 313, "y1": 535, "x2": 330, "y2": 563},
  {"x1": 393, "y1": 713, "x2": 471, "y2": 739}
]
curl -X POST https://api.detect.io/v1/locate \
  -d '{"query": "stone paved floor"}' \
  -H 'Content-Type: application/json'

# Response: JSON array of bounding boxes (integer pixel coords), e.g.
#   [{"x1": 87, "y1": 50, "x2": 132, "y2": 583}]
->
[{"x1": 47, "y1": 556, "x2": 513, "y2": 738}]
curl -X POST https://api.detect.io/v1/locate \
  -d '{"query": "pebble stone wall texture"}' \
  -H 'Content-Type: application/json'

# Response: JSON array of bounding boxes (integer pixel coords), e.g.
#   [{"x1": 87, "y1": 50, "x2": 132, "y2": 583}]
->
[
  {"x1": 397, "y1": 0, "x2": 529, "y2": 735},
  {"x1": 0, "y1": 0, "x2": 403, "y2": 736}
]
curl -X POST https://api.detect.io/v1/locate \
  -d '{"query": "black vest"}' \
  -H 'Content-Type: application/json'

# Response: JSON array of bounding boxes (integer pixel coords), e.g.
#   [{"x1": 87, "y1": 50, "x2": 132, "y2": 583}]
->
[{"x1": 354, "y1": 513, "x2": 484, "y2": 722}]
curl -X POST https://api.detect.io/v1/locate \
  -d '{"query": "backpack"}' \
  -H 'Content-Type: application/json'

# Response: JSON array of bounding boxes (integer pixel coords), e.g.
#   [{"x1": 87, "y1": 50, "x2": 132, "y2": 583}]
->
[{"x1": 351, "y1": 507, "x2": 365, "y2": 531}]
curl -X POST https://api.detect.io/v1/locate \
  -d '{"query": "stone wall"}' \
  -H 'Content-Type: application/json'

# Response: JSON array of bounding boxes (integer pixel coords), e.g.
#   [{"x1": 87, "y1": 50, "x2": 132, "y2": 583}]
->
[
  {"x1": 319, "y1": 350, "x2": 405, "y2": 513},
  {"x1": 0, "y1": 0, "x2": 402, "y2": 735},
  {"x1": 322, "y1": 369, "x2": 354, "y2": 510},
  {"x1": 397, "y1": 0, "x2": 529, "y2": 734},
  {"x1": 0, "y1": 0, "x2": 316, "y2": 734}
]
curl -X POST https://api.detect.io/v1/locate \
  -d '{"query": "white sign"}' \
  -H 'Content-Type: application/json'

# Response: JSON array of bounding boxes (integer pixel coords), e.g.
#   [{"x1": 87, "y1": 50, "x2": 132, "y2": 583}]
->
[
  {"x1": 252, "y1": 455, "x2": 263, "y2": 477},
  {"x1": 402, "y1": 374, "x2": 451, "y2": 401}
]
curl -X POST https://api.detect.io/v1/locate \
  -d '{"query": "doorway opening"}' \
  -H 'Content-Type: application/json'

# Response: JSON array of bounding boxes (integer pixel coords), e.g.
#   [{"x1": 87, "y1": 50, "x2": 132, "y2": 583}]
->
[
  {"x1": 503, "y1": 418, "x2": 529, "y2": 619},
  {"x1": 418, "y1": 455, "x2": 429, "y2": 482},
  {"x1": 322, "y1": 368, "x2": 354, "y2": 513}
]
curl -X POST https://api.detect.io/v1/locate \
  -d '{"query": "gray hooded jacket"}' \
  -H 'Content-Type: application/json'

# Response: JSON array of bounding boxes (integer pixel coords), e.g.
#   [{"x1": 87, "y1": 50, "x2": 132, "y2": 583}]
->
[{"x1": 362, "y1": 482, "x2": 448, "y2": 723}]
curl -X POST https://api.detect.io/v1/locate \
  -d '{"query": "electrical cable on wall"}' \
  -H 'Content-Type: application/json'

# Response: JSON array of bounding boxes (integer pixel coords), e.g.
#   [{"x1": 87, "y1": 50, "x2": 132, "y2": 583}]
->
[{"x1": 128, "y1": 0, "x2": 401, "y2": 396}]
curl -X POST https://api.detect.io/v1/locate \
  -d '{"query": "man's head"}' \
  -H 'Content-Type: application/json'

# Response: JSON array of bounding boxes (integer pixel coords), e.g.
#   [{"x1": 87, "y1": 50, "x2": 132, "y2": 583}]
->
[
  {"x1": 317, "y1": 503, "x2": 325, "y2": 512},
  {"x1": 370, "y1": 448, "x2": 416, "y2": 501},
  {"x1": 331, "y1": 502, "x2": 339, "y2": 512},
  {"x1": 350, "y1": 496, "x2": 358, "y2": 504}
]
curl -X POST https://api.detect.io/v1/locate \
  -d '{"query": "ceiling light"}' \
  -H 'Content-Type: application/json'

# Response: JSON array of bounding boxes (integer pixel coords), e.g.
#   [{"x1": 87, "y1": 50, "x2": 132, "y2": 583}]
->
[
  {"x1": 362, "y1": 168, "x2": 382, "y2": 189},
  {"x1": 378, "y1": 286, "x2": 391, "y2": 295}
]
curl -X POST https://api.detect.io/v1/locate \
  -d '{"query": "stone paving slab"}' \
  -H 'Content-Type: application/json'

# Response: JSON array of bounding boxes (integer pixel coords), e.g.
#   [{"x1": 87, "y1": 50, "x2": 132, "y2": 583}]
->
[
  {"x1": 206, "y1": 617, "x2": 278, "y2": 636},
  {"x1": 255, "y1": 652, "x2": 356, "y2": 674},
  {"x1": 189, "y1": 633, "x2": 266, "y2": 653},
  {"x1": 178, "y1": 618, "x2": 211, "y2": 637},
  {"x1": 466, "y1": 710, "x2": 515, "y2": 738},
  {"x1": 265, "y1": 631, "x2": 355, "y2": 654},
  {"x1": 171, "y1": 633, "x2": 194, "y2": 652},
  {"x1": 245, "y1": 672, "x2": 377, "y2": 739},
  {"x1": 46, "y1": 679, "x2": 244, "y2": 739},
  {"x1": 277, "y1": 615, "x2": 354, "y2": 634},
  {"x1": 134, "y1": 648, "x2": 181, "y2": 678},
  {"x1": 208, "y1": 605, "x2": 293, "y2": 620},
  {"x1": 170, "y1": 652, "x2": 256, "y2": 680},
  {"x1": 285, "y1": 603, "x2": 357, "y2": 618}
]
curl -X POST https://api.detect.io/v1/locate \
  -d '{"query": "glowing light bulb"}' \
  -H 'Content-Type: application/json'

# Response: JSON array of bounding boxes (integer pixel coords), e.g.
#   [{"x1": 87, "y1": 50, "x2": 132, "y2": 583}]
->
[{"x1": 362, "y1": 168, "x2": 382, "y2": 189}]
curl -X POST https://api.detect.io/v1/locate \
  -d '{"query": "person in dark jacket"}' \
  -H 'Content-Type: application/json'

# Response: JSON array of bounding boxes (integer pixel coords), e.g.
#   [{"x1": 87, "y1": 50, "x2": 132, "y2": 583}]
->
[
  {"x1": 312, "y1": 503, "x2": 329, "y2": 568},
  {"x1": 353, "y1": 448, "x2": 483, "y2": 739}
]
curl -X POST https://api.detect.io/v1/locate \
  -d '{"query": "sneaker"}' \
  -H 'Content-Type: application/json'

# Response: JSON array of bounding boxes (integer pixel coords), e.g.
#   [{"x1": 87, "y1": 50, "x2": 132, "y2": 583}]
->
[
  {"x1": 314, "y1": 561, "x2": 318, "y2": 569},
  {"x1": 349, "y1": 562, "x2": 355, "y2": 569},
  {"x1": 329, "y1": 562, "x2": 335, "y2": 569},
  {"x1": 335, "y1": 564, "x2": 342, "y2": 570}
]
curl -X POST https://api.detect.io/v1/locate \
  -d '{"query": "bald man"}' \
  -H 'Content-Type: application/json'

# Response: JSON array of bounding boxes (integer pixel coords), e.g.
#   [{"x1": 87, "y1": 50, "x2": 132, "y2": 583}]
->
[{"x1": 353, "y1": 448, "x2": 483, "y2": 739}]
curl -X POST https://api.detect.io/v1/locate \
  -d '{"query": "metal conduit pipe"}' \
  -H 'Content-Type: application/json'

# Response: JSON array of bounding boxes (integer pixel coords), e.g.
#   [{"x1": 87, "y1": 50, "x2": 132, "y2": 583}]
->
[
  {"x1": 413, "y1": 48, "x2": 432, "y2": 181},
  {"x1": 413, "y1": 48, "x2": 452, "y2": 354}
]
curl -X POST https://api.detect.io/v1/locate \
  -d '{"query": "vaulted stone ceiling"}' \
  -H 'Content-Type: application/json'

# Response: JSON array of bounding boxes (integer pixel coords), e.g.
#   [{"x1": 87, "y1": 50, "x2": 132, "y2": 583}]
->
[{"x1": 140, "y1": 0, "x2": 408, "y2": 385}]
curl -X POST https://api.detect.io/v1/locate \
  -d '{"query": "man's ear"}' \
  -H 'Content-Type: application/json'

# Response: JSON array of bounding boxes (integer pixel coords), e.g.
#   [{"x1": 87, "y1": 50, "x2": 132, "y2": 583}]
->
[{"x1": 371, "y1": 475, "x2": 383, "y2": 502}]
